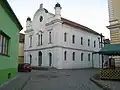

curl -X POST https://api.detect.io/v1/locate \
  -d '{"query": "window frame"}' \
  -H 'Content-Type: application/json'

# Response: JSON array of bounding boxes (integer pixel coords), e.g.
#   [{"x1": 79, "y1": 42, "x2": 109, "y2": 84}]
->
[{"x1": 0, "y1": 30, "x2": 10, "y2": 56}]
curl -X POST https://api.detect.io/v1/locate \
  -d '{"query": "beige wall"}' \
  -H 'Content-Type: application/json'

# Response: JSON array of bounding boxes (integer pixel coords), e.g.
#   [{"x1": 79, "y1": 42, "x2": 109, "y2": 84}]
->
[
  {"x1": 18, "y1": 43, "x2": 24, "y2": 63},
  {"x1": 111, "y1": 0, "x2": 120, "y2": 22},
  {"x1": 108, "y1": 0, "x2": 120, "y2": 44}
]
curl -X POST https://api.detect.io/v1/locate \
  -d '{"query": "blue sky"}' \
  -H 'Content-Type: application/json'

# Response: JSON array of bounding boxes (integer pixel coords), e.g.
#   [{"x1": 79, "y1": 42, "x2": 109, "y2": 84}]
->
[{"x1": 8, "y1": 0, "x2": 110, "y2": 38}]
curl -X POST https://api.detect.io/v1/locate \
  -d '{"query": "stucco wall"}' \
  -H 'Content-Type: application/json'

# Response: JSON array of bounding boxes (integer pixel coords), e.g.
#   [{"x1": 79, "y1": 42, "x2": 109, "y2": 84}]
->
[{"x1": 0, "y1": 3, "x2": 19, "y2": 85}]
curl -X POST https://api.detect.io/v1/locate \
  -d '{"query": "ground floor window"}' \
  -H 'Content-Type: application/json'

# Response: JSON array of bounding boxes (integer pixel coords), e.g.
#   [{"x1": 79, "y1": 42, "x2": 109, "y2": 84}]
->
[
  {"x1": 0, "y1": 33, "x2": 9, "y2": 55},
  {"x1": 88, "y1": 53, "x2": 90, "y2": 61}
]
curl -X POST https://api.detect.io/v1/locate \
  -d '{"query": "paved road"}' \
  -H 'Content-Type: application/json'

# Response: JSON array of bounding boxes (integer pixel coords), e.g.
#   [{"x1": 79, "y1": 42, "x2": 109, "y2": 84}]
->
[{"x1": 23, "y1": 69, "x2": 102, "y2": 90}]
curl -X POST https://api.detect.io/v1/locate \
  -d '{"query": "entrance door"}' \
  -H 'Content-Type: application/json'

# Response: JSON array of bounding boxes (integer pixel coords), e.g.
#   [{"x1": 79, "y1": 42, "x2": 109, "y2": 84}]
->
[
  {"x1": 49, "y1": 53, "x2": 52, "y2": 66},
  {"x1": 38, "y1": 51, "x2": 42, "y2": 66}
]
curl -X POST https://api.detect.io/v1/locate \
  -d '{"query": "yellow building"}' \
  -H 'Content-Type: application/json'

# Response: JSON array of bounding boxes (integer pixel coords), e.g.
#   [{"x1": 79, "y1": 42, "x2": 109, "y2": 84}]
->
[
  {"x1": 18, "y1": 33, "x2": 25, "y2": 63},
  {"x1": 107, "y1": 0, "x2": 120, "y2": 44}
]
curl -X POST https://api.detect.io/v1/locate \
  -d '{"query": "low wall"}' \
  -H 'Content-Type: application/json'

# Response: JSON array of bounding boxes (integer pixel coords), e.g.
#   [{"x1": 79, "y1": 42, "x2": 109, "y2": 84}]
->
[{"x1": 100, "y1": 68, "x2": 120, "y2": 80}]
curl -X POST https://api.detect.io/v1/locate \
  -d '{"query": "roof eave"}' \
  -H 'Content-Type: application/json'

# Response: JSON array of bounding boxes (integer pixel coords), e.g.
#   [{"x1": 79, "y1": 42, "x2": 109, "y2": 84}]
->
[{"x1": 1, "y1": 0, "x2": 23, "y2": 31}]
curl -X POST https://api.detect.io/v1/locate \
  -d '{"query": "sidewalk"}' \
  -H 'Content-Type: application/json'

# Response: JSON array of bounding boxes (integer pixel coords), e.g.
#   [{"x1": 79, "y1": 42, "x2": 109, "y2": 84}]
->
[
  {"x1": 0, "y1": 72, "x2": 31, "y2": 90},
  {"x1": 90, "y1": 74, "x2": 120, "y2": 90}
]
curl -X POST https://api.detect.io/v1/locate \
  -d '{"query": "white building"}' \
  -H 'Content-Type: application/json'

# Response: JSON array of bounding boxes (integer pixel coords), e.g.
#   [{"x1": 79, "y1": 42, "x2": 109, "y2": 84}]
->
[{"x1": 24, "y1": 3, "x2": 104, "y2": 69}]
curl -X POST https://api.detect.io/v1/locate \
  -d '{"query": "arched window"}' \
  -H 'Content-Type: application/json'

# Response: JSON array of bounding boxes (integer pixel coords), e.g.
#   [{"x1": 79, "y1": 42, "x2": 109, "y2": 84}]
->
[
  {"x1": 72, "y1": 35, "x2": 75, "y2": 44},
  {"x1": 81, "y1": 53, "x2": 83, "y2": 61},
  {"x1": 72, "y1": 52, "x2": 75, "y2": 61},
  {"x1": 64, "y1": 51, "x2": 67, "y2": 60},
  {"x1": 29, "y1": 35, "x2": 32, "y2": 47},
  {"x1": 64, "y1": 33, "x2": 67, "y2": 42},
  {"x1": 88, "y1": 39, "x2": 90, "y2": 46},
  {"x1": 38, "y1": 35, "x2": 40, "y2": 46},
  {"x1": 81, "y1": 37, "x2": 83, "y2": 45},
  {"x1": 49, "y1": 32, "x2": 52, "y2": 43},
  {"x1": 94, "y1": 40, "x2": 96, "y2": 48},
  {"x1": 41, "y1": 34, "x2": 42, "y2": 45}
]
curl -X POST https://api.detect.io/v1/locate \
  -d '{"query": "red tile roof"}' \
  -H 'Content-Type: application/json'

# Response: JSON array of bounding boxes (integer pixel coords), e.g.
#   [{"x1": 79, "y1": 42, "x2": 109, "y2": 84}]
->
[{"x1": 61, "y1": 18, "x2": 102, "y2": 36}]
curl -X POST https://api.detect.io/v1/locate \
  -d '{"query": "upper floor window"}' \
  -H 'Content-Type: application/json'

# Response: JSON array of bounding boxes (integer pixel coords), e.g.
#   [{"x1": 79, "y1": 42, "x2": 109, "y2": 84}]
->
[
  {"x1": 94, "y1": 40, "x2": 96, "y2": 48},
  {"x1": 29, "y1": 35, "x2": 32, "y2": 47},
  {"x1": 88, "y1": 54, "x2": 90, "y2": 61},
  {"x1": 64, "y1": 32, "x2": 67, "y2": 42},
  {"x1": 64, "y1": 51, "x2": 67, "y2": 61},
  {"x1": 38, "y1": 35, "x2": 40, "y2": 46},
  {"x1": 81, "y1": 37, "x2": 83, "y2": 45},
  {"x1": 41, "y1": 34, "x2": 43, "y2": 45},
  {"x1": 0, "y1": 33, "x2": 9, "y2": 55},
  {"x1": 72, "y1": 52, "x2": 75, "y2": 61},
  {"x1": 49, "y1": 32, "x2": 52, "y2": 43},
  {"x1": 81, "y1": 53, "x2": 83, "y2": 61},
  {"x1": 72, "y1": 35, "x2": 75, "y2": 44},
  {"x1": 98, "y1": 37, "x2": 101, "y2": 48},
  {"x1": 88, "y1": 39, "x2": 90, "y2": 46}
]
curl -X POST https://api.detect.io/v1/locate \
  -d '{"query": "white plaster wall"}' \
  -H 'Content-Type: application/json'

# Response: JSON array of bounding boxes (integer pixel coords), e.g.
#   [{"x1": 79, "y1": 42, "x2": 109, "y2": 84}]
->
[
  {"x1": 60, "y1": 24, "x2": 101, "y2": 52},
  {"x1": 60, "y1": 48, "x2": 93, "y2": 69}
]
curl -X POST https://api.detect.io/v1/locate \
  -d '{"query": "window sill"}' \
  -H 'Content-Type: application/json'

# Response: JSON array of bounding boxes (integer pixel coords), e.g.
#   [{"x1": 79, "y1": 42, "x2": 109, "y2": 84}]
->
[{"x1": 0, "y1": 53, "x2": 10, "y2": 57}]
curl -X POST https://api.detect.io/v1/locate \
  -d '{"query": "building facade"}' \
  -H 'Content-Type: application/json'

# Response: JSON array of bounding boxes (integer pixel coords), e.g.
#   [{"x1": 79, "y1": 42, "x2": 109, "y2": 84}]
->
[
  {"x1": 18, "y1": 33, "x2": 25, "y2": 64},
  {"x1": 0, "y1": 0, "x2": 22, "y2": 85},
  {"x1": 24, "y1": 3, "x2": 104, "y2": 69},
  {"x1": 107, "y1": 0, "x2": 120, "y2": 44}
]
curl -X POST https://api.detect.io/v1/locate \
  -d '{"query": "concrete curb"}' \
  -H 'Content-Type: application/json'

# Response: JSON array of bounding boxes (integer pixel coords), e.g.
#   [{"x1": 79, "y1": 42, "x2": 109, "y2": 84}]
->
[{"x1": 90, "y1": 77, "x2": 112, "y2": 90}]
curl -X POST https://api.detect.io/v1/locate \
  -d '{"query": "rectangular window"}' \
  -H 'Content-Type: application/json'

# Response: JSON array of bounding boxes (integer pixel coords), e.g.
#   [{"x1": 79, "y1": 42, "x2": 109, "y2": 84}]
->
[
  {"x1": 49, "y1": 32, "x2": 52, "y2": 43},
  {"x1": 64, "y1": 33, "x2": 67, "y2": 42},
  {"x1": 29, "y1": 35, "x2": 32, "y2": 47},
  {"x1": 0, "y1": 34, "x2": 9, "y2": 55},
  {"x1": 81, "y1": 37, "x2": 83, "y2": 45},
  {"x1": 72, "y1": 35, "x2": 75, "y2": 44},
  {"x1": 64, "y1": 51, "x2": 67, "y2": 61},
  {"x1": 38, "y1": 35, "x2": 40, "y2": 46},
  {"x1": 88, "y1": 54, "x2": 90, "y2": 61},
  {"x1": 41, "y1": 34, "x2": 42, "y2": 45},
  {"x1": 94, "y1": 40, "x2": 96, "y2": 48},
  {"x1": 98, "y1": 38, "x2": 100, "y2": 48},
  {"x1": 88, "y1": 39, "x2": 90, "y2": 46},
  {"x1": 0, "y1": 35, "x2": 2, "y2": 53}
]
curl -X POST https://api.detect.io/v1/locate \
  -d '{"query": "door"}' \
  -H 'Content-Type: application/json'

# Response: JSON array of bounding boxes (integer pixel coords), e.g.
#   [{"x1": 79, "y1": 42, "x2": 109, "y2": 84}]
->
[
  {"x1": 49, "y1": 53, "x2": 52, "y2": 66},
  {"x1": 38, "y1": 51, "x2": 42, "y2": 66}
]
